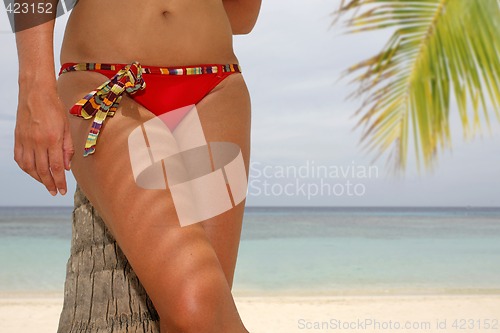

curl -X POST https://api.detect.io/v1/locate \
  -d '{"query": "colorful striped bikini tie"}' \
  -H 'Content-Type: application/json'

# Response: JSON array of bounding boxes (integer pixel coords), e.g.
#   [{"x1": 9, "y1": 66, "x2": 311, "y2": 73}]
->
[{"x1": 68, "y1": 62, "x2": 146, "y2": 157}]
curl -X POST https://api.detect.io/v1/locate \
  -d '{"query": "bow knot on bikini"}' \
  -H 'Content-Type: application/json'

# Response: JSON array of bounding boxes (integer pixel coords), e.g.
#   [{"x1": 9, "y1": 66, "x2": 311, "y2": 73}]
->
[{"x1": 69, "y1": 61, "x2": 146, "y2": 156}]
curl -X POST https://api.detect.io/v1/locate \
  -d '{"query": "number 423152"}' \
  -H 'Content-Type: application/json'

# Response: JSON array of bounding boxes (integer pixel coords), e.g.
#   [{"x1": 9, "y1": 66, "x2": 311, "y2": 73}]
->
[{"x1": 5, "y1": 2, "x2": 53, "y2": 14}]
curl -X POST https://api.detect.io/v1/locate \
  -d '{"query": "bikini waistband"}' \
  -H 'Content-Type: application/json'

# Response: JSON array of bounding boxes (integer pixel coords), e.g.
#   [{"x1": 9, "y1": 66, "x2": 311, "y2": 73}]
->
[{"x1": 59, "y1": 62, "x2": 242, "y2": 76}]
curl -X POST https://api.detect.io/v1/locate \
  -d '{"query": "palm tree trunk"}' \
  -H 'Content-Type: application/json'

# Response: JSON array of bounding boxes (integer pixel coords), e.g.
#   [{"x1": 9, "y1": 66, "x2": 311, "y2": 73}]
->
[{"x1": 57, "y1": 185, "x2": 160, "y2": 333}]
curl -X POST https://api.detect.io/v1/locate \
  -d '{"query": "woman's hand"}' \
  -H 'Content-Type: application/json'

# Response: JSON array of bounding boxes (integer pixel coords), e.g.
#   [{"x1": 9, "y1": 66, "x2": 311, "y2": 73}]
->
[
  {"x1": 14, "y1": 9, "x2": 73, "y2": 196},
  {"x1": 14, "y1": 81, "x2": 74, "y2": 196}
]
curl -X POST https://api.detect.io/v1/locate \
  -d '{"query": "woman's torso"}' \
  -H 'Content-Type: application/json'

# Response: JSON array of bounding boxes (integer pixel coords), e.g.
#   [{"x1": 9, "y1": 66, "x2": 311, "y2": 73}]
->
[{"x1": 60, "y1": 0, "x2": 238, "y2": 66}]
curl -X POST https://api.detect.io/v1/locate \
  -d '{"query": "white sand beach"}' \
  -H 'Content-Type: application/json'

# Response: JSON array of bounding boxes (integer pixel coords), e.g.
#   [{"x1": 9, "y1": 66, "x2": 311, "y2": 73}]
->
[{"x1": 1, "y1": 294, "x2": 499, "y2": 333}]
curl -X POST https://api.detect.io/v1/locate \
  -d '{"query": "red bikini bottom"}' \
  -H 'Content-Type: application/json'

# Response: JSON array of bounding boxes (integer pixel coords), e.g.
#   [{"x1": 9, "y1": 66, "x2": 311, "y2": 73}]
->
[{"x1": 58, "y1": 62, "x2": 241, "y2": 156}]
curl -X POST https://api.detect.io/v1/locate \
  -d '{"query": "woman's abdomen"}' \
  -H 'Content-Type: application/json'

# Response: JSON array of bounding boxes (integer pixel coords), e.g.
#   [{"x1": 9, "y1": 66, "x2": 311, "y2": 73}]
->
[{"x1": 60, "y1": 0, "x2": 238, "y2": 66}]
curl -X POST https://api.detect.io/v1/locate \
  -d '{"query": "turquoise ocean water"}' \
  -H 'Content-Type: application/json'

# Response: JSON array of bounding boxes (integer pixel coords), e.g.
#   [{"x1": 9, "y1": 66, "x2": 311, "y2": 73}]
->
[{"x1": 0, "y1": 206, "x2": 499, "y2": 296}]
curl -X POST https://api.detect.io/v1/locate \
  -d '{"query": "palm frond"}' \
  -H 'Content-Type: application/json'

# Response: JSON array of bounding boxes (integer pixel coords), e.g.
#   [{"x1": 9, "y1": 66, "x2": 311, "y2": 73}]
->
[{"x1": 334, "y1": 0, "x2": 500, "y2": 171}]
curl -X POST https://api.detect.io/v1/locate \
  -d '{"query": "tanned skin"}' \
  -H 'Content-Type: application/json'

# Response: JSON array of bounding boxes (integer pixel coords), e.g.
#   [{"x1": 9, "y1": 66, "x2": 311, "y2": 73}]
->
[{"x1": 14, "y1": 1, "x2": 262, "y2": 332}]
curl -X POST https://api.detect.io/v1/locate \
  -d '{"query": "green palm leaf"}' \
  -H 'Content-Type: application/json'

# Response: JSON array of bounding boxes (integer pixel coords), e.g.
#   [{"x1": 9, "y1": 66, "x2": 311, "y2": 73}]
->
[{"x1": 334, "y1": 0, "x2": 500, "y2": 171}]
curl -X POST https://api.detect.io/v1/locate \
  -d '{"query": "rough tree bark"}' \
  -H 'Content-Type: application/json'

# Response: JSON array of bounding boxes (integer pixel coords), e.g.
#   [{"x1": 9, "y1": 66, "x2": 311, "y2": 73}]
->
[{"x1": 57, "y1": 185, "x2": 160, "y2": 333}]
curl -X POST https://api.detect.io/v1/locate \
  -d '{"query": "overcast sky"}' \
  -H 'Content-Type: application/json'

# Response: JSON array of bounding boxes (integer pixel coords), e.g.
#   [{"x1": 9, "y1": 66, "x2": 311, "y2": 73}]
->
[{"x1": 1, "y1": 0, "x2": 499, "y2": 207}]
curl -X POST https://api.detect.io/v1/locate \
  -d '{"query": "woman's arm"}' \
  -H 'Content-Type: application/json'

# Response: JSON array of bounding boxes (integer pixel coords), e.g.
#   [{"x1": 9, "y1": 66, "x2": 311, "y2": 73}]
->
[
  {"x1": 14, "y1": 5, "x2": 74, "y2": 196},
  {"x1": 222, "y1": 0, "x2": 262, "y2": 35}
]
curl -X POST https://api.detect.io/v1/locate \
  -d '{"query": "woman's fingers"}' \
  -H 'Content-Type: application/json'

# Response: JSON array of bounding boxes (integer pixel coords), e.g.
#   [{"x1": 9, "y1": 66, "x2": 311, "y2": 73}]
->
[
  {"x1": 34, "y1": 146, "x2": 58, "y2": 196},
  {"x1": 15, "y1": 140, "x2": 69, "y2": 196},
  {"x1": 13, "y1": 129, "x2": 42, "y2": 183},
  {"x1": 48, "y1": 142, "x2": 67, "y2": 195},
  {"x1": 15, "y1": 144, "x2": 43, "y2": 184},
  {"x1": 62, "y1": 121, "x2": 75, "y2": 171}
]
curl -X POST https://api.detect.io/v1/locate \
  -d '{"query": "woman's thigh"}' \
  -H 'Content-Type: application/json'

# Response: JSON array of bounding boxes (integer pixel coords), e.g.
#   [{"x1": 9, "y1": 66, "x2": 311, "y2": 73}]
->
[
  {"x1": 196, "y1": 73, "x2": 251, "y2": 287},
  {"x1": 56, "y1": 70, "x2": 251, "y2": 322}
]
